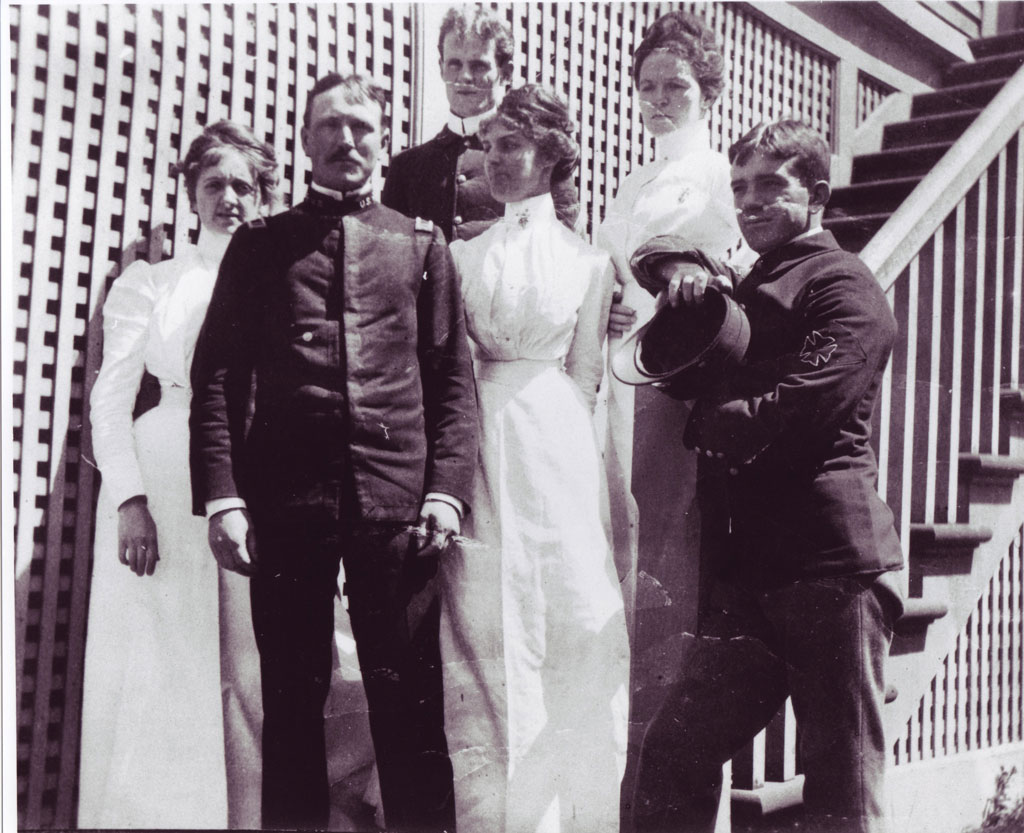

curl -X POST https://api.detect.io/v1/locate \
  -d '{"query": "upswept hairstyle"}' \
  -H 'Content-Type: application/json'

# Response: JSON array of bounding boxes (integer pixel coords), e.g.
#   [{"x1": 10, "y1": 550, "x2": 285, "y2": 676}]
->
[
  {"x1": 302, "y1": 72, "x2": 388, "y2": 131},
  {"x1": 175, "y1": 120, "x2": 279, "y2": 209},
  {"x1": 728, "y1": 120, "x2": 831, "y2": 187},
  {"x1": 632, "y1": 11, "x2": 726, "y2": 108},
  {"x1": 483, "y1": 84, "x2": 580, "y2": 184},
  {"x1": 438, "y1": 6, "x2": 514, "y2": 69}
]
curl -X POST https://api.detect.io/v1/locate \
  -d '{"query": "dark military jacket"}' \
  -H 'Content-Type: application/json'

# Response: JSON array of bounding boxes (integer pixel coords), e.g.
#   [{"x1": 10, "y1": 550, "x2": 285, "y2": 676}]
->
[
  {"x1": 189, "y1": 190, "x2": 478, "y2": 523},
  {"x1": 682, "y1": 231, "x2": 904, "y2": 586},
  {"x1": 382, "y1": 125, "x2": 581, "y2": 241}
]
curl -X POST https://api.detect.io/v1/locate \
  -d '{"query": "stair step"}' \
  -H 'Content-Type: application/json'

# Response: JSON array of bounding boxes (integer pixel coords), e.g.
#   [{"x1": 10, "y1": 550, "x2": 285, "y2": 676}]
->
[
  {"x1": 851, "y1": 142, "x2": 952, "y2": 183},
  {"x1": 895, "y1": 598, "x2": 949, "y2": 633},
  {"x1": 827, "y1": 177, "x2": 921, "y2": 217},
  {"x1": 959, "y1": 453, "x2": 1024, "y2": 487},
  {"x1": 911, "y1": 78, "x2": 1005, "y2": 118},
  {"x1": 890, "y1": 598, "x2": 948, "y2": 655},
  {"x1": 944, "y1": 50, "x2": 1024, "y2": 86},
  {"x1": 883, "y1": 110, "x2": 981, "y2": 149},
  {"x1": 732, "y1": 775, "x2": 805, "y2": 818},
  {"x1": 1001, "y1": 386, "x2": 1024, "y2": 415},
  {"x1": 909, "y1": 522, "x2": 993, "y2": 555},
  {"x1": 822, "y1": 212, "x2": 891, "y2": 252},
  {"x1": 969, "y1": 29, "x2": 1024, "y2": 61},
  {"x1": 908, "y1": 523, "x2": 992, "y2": 582}
]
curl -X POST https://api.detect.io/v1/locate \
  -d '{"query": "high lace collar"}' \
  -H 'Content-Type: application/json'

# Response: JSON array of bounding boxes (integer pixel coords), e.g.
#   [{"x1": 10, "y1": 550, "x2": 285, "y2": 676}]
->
[
  {"x1": 196, "y1": 228, "x2": 232, "y2": 268},
  {"x1": 501, "y1": 192, "x2": 555, "y2": 229},
  {"x1": 447, "y1": 108, "x2": 496, "y2": 137},
  {"x1": 654, "y1": 118, "x2": 712, "y2": 162}
]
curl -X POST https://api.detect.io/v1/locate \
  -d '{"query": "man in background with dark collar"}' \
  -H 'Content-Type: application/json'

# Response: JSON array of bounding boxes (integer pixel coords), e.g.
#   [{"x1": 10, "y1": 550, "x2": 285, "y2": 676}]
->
[
  {"x1": 631, "y1": 120, "x2": 904, "y2": 833},
  {"x1": 189, "y1": 73, "x2": 476, "y2": 832},
  {"x1": 382, "y1": 5, "x2": 580, "y2": 239}
]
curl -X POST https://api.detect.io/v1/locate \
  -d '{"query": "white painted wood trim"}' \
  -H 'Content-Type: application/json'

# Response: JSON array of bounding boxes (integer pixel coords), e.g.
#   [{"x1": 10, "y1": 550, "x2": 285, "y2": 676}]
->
[{"x1": 861, "y1": 62, "x2": 1024, "y2": 289}]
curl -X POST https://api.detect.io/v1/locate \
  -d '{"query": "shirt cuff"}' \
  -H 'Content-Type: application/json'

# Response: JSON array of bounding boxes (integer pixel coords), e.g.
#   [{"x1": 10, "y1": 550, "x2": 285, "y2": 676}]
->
[
  {"x1": 424, "y1": 492, "x2": 465, "y2": 519},
  {"x1": 206, "y1": 497, "x2": 248, "y2": 517}
]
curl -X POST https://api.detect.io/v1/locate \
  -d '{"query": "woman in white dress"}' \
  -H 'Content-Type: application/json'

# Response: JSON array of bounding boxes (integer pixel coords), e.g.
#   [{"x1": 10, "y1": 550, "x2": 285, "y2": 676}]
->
[
  {"x1": 79, "y1": 122, "x2": 278, "y2": 829},
  {"x1": 440, "y1": 84, "x2": 630, "y2": 833},
  {"x1": 598, "y1": 11, "x2": 753, "y2": 641}
]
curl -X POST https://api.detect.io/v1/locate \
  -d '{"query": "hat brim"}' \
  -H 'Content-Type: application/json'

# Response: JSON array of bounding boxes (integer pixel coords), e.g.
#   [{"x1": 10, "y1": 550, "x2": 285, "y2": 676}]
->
[{"x1": 610, "y1": 290, "x2": 750, "y2": 389}]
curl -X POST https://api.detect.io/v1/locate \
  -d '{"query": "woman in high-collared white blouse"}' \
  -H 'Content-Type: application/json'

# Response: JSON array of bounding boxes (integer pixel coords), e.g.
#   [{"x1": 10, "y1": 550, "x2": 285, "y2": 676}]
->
[
  {"x1": 441, "y1": 85, "x2": 629, "y2": 833},
  {"x1": 79, "y1": 122, "x2": 278, "y2": 829},
  {"x1": 597, "y1": 11, "x2": 753, "y2": 632}
]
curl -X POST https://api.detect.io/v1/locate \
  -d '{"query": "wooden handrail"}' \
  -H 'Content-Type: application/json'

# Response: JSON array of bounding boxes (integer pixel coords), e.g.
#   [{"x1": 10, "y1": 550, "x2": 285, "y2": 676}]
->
[{"x1": 860, "y1": 61, "x2": 1024, "y2": 289}]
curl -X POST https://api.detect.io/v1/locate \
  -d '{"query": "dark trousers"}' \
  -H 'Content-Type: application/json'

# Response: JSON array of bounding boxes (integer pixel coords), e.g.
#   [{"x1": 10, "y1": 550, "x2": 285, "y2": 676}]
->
[
  {"x1": 632, "y1": 575, "x2": 898, "y2": 833},
  {"x1": 250, "y1": 512, "x2": 455, "y2": 832}
]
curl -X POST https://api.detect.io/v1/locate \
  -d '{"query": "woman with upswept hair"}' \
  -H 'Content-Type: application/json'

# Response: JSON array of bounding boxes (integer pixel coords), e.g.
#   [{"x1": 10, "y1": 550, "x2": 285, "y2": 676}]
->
[
  {"x1": 598, "y1": 9, "x2": 753, "y2": 649},
  {"x1": 440, "y1": 84, "x2": 629, "y2": 833},
  {"x1": 80, "y1": 121, "x2": 278, "y2": 829}
]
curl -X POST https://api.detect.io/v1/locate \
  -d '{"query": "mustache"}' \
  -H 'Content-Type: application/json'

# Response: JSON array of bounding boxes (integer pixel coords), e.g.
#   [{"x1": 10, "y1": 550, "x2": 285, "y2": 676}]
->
[
  {"x1": 445, "y1": 80, "x2": 491, "y2": 91},
  {"x1": 328, "y1": 149, "x2": 358, "y2": 163}
]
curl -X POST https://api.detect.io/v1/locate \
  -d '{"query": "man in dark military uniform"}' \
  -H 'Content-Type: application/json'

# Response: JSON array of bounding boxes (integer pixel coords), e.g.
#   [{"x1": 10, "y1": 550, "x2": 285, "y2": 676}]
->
[
  {"x1": 189, "y1": 73, "x2": 477, "y2": 832},
  {"x1": 382, "y1": 5, "x2": 580, "y2": 239},
  {"x1": 630, "y1": 121, "x2": 904, "y2": 833}
]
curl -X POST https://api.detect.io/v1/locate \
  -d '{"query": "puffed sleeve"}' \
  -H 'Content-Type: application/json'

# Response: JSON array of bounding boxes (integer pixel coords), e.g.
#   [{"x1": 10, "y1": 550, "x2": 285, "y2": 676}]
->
[
  {"x1": 565, "y1": 252, "x2": 615, "y2": 411},
  {"x1": 89, "y1": 260, "x2": 158, "y2": 507}
]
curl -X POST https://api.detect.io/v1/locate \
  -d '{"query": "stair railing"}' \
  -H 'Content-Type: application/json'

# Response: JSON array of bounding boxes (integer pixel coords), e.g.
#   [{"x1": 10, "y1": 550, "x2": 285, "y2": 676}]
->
[
  {"x1": 862, "y1": 59, "x2": 1024, "y2": 761},
  {"x1": 733, "y1": 60, "x2": 1024, "y2": 811},
  {"x1": 863, "y1": 59, "x2": 1023, "y2": 563}
]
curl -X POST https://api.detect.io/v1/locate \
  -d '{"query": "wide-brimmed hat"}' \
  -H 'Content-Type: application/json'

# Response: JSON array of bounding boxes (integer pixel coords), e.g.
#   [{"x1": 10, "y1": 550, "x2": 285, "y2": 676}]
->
[{"x1": 611, "y1": 289, "x2": 750, "y2": 395}]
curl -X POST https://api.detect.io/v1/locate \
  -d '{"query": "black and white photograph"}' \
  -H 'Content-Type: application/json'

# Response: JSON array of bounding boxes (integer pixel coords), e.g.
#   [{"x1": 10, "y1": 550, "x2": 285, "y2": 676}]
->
[{"x1": 5, "y1": 2, "x2": 1024, "y2": 832}]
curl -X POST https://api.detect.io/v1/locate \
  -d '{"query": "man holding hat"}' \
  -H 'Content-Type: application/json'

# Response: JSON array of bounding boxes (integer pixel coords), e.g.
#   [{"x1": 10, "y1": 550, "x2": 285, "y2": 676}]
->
[{"x1": 628, "y1": 120, "x2": 904, "y2": 833}]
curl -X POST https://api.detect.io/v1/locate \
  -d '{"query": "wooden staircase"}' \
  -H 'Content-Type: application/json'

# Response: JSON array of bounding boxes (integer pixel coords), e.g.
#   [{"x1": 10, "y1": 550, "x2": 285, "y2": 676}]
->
[
  {"x1": 825, "y1": 30, "x2": 1024, "y2": 253},
  {"x1": 732, "y1": 27, "x2": 1024, "y2": 827}
]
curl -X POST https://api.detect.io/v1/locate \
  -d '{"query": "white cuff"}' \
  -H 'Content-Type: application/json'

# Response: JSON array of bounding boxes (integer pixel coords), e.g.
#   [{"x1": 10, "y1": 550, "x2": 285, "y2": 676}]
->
[
  {"x1": 206, "y1": 497, "x2": 248, "y2": 517},
  {"x1": 423, "y1": 492, "x2": 465, "y2": 519}
]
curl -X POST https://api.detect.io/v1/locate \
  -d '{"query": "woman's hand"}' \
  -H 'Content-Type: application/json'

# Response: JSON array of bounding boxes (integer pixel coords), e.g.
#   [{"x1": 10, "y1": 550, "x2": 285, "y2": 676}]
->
[
  {"x1": 607, "y1": 290, "x2": 638, "y2": 338},
  {"x1": 117, "y1": 496, "x2": 160, "y2": 576}
]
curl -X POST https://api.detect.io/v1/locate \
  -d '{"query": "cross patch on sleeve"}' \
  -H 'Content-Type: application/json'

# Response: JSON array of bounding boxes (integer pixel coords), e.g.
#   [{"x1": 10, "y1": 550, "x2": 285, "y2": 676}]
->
[{"x1": 799, "y1": 330, "x2": 838, "y2": 367}]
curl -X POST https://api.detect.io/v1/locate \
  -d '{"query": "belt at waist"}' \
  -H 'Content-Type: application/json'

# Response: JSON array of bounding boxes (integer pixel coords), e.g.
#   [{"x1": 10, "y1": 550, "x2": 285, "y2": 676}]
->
[
  {"x1": 475, "y1": 357, "x2": 561, "y2": 386},
  {"x1": 156, "y1": 383, "x2": 190, "y2": 408}
]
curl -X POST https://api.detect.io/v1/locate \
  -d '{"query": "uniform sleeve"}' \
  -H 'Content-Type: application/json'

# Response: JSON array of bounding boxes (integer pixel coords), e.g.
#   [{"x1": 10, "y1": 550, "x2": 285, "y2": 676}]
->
[
  {"x1": 189, "y1": 227, "x2": 258, "y2": 515},
  {"x1": 89, "y1": 260, "x2": 158, "y2": 507},
  {"x1": 684, "y1": 270, "x2": 897, "y2": 465},
  {"x1": 417, "y1": 227, "x2": 479, "y2": 510},
  {"x1": 565, "y1": 253, "x2": 615, "y2": 411}
]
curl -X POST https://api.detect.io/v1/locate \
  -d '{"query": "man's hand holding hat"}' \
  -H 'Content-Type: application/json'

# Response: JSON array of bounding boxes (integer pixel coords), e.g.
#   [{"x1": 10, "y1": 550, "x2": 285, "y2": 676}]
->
[
  {"x1": 656, "y1": 258, "x2": 735, "y2": 310},
  {"x1": 611, "y1": 237, "x2": 750, "y2": 395}
]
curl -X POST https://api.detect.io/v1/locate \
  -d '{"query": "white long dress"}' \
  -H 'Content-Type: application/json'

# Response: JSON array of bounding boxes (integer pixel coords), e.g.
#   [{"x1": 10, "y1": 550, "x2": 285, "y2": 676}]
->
[
  {"x1": 596, "y1": 119, "x2": 752, "y2": 636},
  {"x1": 79, "y1": 233, "x2": 262, "y2": 829},
  {"x1": 441, "y1": 193, "x2": 630, "y2": 833}
]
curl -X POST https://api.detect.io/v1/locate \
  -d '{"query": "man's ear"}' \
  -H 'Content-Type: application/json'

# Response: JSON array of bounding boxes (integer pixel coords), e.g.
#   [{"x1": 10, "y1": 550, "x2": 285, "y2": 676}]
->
[
  {"x1": 299, "y1": 125, "x2": 310, "y2": 157},
  {"x1": 809, "y1": 180, "x2": 831, "y2": 213},
  {"x1": 380, "y1": 126, "x2": 391, "y2": 154},
  {"x1": 499, "y1": 60, "x2": 514, "y2": 85}
]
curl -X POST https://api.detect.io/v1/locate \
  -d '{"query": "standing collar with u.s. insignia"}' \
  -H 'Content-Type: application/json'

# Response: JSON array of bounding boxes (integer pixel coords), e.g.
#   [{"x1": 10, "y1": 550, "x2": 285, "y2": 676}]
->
[{"x1": 305, "y1": 186, "x2": 376, "y2": 215}]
